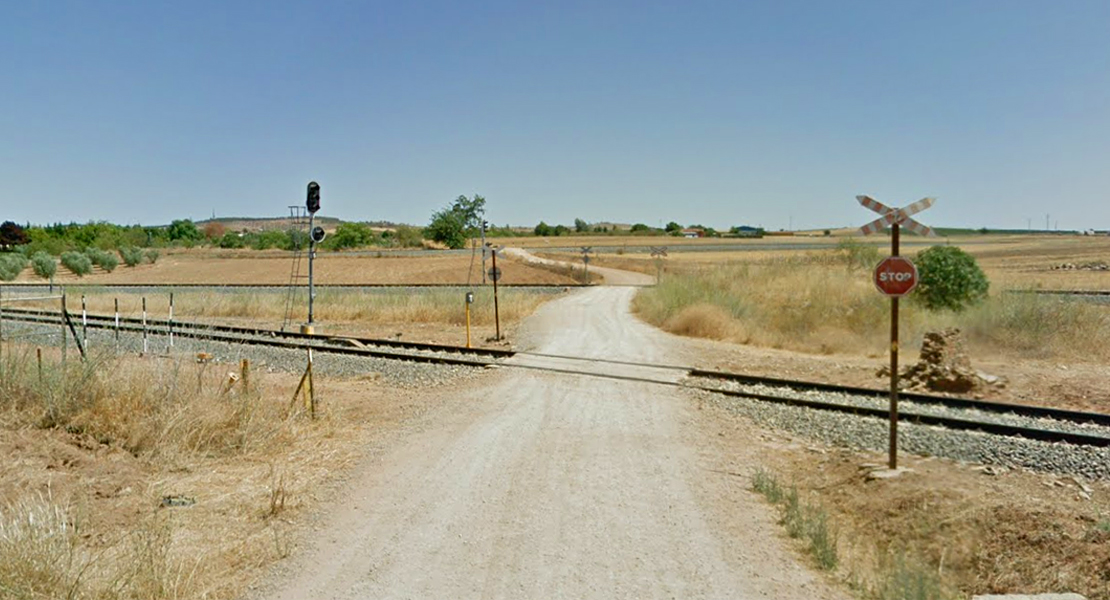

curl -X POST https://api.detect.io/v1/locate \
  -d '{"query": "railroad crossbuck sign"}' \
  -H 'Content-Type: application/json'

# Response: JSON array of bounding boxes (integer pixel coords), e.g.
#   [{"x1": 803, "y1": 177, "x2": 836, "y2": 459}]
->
[
  {"x1": 857, "y1": 196, "x2": 936, "y2": 238},
  {"x1": 874, "y1": 256, "x2": 918, "y2": 297},
  {"x1": 856, "y1": 194, "x2": 936, "y2": 472}
]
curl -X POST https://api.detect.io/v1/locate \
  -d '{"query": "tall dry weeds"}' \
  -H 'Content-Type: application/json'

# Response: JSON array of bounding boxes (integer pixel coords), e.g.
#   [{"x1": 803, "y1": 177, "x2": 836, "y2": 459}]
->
[
  {"x1": 634, "y1": 253, "x2": 1110, "y2": 362},
  {"x1": 70, "y1": 287, "x2": 555, "y2": 329},
  {"x1": 0, "y1": 345, "x2": 313, "y2": 599}
]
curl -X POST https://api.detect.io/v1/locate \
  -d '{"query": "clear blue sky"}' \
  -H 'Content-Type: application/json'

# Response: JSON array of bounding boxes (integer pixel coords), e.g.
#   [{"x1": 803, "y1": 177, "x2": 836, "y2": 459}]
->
[{"x1": 4, "y1": 1, "x2": 1108, "y2": 231}]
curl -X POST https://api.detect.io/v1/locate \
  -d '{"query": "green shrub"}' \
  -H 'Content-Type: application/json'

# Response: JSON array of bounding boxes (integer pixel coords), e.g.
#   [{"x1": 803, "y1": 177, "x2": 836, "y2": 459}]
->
[
  {"x1": 144, "y1": 249, "x2": 160, "y2": 264},
  {"x1": 0, "y1": 254, "x2": 28, "y2": 281},
  {"x1": 85, "y1": 248, "x2": 119, "y2": 272},
  {"x1": 30, "y1": 252, "x2": 56, "y2": 280},
  {"x1": 325, "y1": 222, "x2": 376, "y2": 250},
  {"x1": 913, "y1": 246, "x2": 989, "y2": 311},
  {"x1": 60, "y1": 251, "x2": 92, "y2": 276},
  {"x1": 247, "y1": 230, "x2": 287, "y2": 251},
  {"x1": 120, "y1": 246, "x2": 144, "y2": 267},
  {"x1": 218, "y1": 232, "x2": 244, "y2": 249}
]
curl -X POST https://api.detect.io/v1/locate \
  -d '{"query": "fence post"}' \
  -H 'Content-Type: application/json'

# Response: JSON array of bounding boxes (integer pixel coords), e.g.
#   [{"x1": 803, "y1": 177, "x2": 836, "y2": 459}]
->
[
  {"x1": 61, "y1": 293, "x2": 67, "y2": 369},
  {"x1": 0, "y1": 284, "x2": 5, "y2": 366},
  {"x1": 81, "y1": 295, "x2": 88, "y2": 350},
  {"x1": 169, "y1": 292, "x2": 174, "y2": 349},
  {"x1": 142, "y1": 297, "x2": 148, "y2": 356},
  {"x1": 114, "y1": 298, "x2": 120, "y2": 349},
  {"x1": 241, "y1": 358, "x2": 250, "y2": 394}
]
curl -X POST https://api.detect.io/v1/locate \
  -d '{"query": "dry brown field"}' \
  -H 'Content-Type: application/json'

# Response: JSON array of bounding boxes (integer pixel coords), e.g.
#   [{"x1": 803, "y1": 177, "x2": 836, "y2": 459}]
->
[
  {"x1": 13, "y1": 248, "x2": 580, "y2": 286},
  {"x1": 540, "y1": 234, "x2": 1110, "y2": 291}
]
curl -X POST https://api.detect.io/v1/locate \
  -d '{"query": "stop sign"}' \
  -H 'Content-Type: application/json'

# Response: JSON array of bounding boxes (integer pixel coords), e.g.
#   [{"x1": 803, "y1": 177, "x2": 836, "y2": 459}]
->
[{"x1": 874, "y1": 256, "x2": 918, "y2": 297}]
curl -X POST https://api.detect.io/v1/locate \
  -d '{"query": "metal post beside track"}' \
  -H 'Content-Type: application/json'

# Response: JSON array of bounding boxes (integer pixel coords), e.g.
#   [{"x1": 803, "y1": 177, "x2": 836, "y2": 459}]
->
[
  {"x1": 81, "y1": 295, "x2": 87, "y2": 350},
  {"x1": 142, "y1": 297, "x2": 148, "y2": 356},
  {"x1": 492, "y1": 250, "x2": 501, "y2": 341},
  {"x1": 169, "y1": 292, "x2": 175, "y2": 349},
  {"x1": 889, "y1": 222, "x2": 900, "y2": 470}
]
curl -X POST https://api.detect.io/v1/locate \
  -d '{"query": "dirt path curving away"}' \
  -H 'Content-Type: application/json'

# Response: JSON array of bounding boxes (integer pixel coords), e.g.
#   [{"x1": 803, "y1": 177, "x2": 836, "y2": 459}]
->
[
  {"x1": 501, "y1": 246, "x2": 656, "y2": 286},
  {"x1": 251, "y1": 285, "x2": 846, "y2": 600}
]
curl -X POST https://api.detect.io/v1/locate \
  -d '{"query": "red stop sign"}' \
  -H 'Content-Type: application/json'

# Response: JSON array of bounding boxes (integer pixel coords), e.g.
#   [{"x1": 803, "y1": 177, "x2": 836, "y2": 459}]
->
[{"x1": 874, "y1": 256, "x2": 918, "y2": 297}]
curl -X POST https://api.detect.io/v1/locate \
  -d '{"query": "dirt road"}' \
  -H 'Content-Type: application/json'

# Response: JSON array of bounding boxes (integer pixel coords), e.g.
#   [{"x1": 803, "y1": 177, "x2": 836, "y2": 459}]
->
[{"x1": 254, "y1": 285, "x2": 845, "y2": 599}]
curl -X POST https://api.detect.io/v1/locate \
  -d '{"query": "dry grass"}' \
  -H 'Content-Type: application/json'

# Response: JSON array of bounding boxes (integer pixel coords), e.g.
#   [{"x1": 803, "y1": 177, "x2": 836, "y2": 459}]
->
[
  {"x1": 17, "y1": 248, "x2": 581, "y2": 285},
  {"x1": 0, "y1": 344, "x2": 371, "y2": 599},
  {"x1": 67, "y1": 287, "x2": 559, "y2": 330},
  {"x1": 633, "y1": 253, "x2": 1110, "y2": 363},
  {"x1": 770, "y1": 450, "x2": 1110, "y2": 600}
]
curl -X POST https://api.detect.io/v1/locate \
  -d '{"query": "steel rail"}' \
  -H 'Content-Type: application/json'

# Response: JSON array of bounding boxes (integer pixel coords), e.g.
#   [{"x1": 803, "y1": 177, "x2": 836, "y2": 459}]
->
[
  {"x1": 690, "y1": 368, "x2": 1110, "y2": 428},
  {"x1": 2, "y1": 307, "x2": 515, "y2": 359},
  {"x1": 0, "y1": 311, "x2": 497, "y2": 368},
  {"x1": 0, "y1": 282, "x2": 588, "y2": 290},
  {"x1": 4, "y1": 310, "x2": 1110, "y2": 448},
  {"x1": 699, "y1": 386, "x2": 1110, "y2": 448}
]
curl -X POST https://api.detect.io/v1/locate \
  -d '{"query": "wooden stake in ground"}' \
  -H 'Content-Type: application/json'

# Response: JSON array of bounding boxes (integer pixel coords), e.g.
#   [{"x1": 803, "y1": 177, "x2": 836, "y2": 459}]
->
[
  {"x1": 241, "y1": 358, "x2": 250, "y2": 394},
  {"x1": 291, "y1": 348, "x2": 316, "y2": 419}
]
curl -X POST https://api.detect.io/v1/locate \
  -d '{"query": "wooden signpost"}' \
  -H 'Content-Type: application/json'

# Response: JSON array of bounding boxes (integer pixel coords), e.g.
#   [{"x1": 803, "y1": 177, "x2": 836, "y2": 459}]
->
[{"x1": 857, "y1": 195, "x2": 936, "y2": 470}]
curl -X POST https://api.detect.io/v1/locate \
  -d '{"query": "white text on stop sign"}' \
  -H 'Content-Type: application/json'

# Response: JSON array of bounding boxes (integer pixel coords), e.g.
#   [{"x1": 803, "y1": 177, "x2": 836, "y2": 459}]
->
[{"x1": 879, "y1": 272, "x2": 914, "y2": 282}]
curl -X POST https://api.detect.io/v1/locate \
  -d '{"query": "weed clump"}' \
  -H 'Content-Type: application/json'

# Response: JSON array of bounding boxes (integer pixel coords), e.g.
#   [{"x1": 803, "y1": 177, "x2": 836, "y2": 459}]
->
[{"x1": 751, "y1": 468, "x2": 838, "y2": 570}]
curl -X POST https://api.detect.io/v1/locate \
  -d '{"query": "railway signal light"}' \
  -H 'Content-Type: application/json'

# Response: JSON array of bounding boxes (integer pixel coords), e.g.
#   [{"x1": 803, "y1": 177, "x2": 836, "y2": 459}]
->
[
  {"x1": 310, "y1": 226, "x2": 327, "y2": 243},
  {"x1": 306, "y1": 181, "x2": 321, "y2": 214}
]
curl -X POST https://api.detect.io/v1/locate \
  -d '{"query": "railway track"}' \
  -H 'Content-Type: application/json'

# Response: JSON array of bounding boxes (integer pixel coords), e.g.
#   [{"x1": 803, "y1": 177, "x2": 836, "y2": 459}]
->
[{"x1": 3, "y1": 307, "x2": 1109, "y2": 449}]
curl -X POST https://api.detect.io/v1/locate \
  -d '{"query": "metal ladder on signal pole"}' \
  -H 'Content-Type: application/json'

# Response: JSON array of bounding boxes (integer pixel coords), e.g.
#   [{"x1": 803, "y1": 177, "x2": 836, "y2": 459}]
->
[{"x1": 281, "y1": 205, "x2": 309, "y2": 332}]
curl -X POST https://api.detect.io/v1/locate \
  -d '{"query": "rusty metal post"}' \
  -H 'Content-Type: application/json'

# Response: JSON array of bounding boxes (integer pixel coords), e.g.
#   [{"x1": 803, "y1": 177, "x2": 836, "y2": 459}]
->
[
  {"x1": 60, "y1": 293, "x2": 67, "y2": 369},
  {"x1": 37, "y1": 347, "x2": 42, "y2": 384},
  {"x1": 889, "y1": 222, "x2": 901, "y2": 470},
  {"x1": 142, "y1": 297, "x2": 148, "y2": 356},
  {"x1": 492, "y1": 250, "x2": 501, "y2": 341},
  {"x1": 81, "y1": 294, "x2": 87, "y2": 350},
  {"x1": 114, "y1": 298, "x2": 120, "y2": 348},
  {"x1": 169, "y1": 292, "x2": 174, "y2": 348},
  {"x1": 241, "y1": 358, "x2": 250, "y2": 394}
]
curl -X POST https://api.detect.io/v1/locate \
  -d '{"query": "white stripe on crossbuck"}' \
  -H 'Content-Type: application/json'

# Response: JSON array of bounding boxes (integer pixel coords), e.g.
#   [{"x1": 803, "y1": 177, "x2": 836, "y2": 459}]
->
[{"x1": 856, "y1": 195, "x2": 936, "y2": 236}]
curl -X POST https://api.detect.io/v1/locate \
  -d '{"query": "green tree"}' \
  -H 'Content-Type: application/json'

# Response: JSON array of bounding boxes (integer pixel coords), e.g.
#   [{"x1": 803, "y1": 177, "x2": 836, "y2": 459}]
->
[
  {"x1": 630, "y1": 223, "x2": 651, "y2": 233},
  {"x1": 427, "y1": 209, "x2": 468, "y2": 249},
  {"x1": 664, "y1": 221, "x2": 682, "y2": 235},
  {"x1": 426, "y1": 195, "x2": 486, "y2": 249},
  {"x1": 120, "y1": 246, "x2": 145, "y2": 266},
  {"x1": 167, "y1": 219, "x2": 201, "y2": 242},
  {"x1": 534, "y1": 221, "x2": 553, "y2": 236},
  {"x1": 60, "y1": 251, "x2": 92, "y2": 276},
  {"x1": 574, "y1": 218, "x2": 589, "y2": 233},
  {"x1": 30, "y1": 251, "x2": 56, "y2": 280},
  {"x1": 914, "y1": 245, "x2": 990, "y2": 311},
  {"x1": 449, "y1": 195, "x2": 485, "y2": 233},
  {"x1": 0, "y1": 254, "x2": 27, "y2": 281}
]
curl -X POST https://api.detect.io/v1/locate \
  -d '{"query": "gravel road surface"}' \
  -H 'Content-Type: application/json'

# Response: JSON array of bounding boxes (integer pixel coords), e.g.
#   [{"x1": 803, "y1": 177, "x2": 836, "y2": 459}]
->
[{"x1": 252, "y1": 282, "x2": 844, "y2": 600}]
